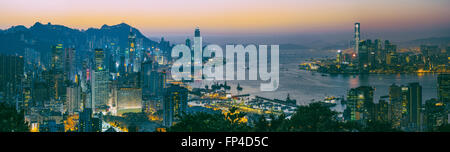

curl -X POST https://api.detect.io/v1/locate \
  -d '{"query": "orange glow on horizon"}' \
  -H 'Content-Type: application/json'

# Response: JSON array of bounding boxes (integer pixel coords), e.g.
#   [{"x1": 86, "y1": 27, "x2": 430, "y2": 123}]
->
[{"x1": 0, "y1": 0, "x2": 448, "y2": 35}]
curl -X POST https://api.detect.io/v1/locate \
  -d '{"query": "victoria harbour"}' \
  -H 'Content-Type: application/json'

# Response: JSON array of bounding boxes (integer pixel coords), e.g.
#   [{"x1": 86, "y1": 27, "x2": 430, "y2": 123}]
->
[
  {"x1": 1, "y1": 0, "x2": 449, "y2": 135},
  {"x1": 227, "y1": 48, "x2": 439, "y2": 106}
]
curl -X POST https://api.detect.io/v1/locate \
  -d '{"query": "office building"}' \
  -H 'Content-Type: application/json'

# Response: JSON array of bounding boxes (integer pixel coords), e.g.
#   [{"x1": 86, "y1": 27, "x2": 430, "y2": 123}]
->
[{"x1": 163, "y1": 85, "x2": 188, "y2": 127}]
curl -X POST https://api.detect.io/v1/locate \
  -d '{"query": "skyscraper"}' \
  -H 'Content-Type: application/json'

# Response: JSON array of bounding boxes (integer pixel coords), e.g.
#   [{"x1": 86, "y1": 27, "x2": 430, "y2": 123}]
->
[
  {"x1": 51, "y1": 44, "x2": 65, "y2": 102},
  {"x1": 437, "y1": 74, "x2": 450, "y2": 124},
  {"x1": 407, "y1": 82, "x2": 422, "y2": 131},
  {"x1": 336, "y1": 50, "x2": 343, "y2": 64},
  {"x1": 92, "y1": 49, "x2": 109, "y2": 113},
  {"x1": 141, "y1": 58, "x2": 167, "y2": 101},
  {"x1": 420, "y1": 45, "x2": 440, "y2": 57},
  {"x1": 0, "y1": 54, "x2": 24, "y2": 105},
  {"x1": 424, "y1": 98, "x2": 447, "y2": 131},
  {"x1": 354, "y1": 23, "x2": 360, "y2": 55},
  {"x1": 163, "y1": 85, "x2": 188, "y2": 127},
  {"x1": 192, "y1": 27, "x2": 202, "y2": 81},
  {"x1": 79, "y1": 108, "x2": 93, "y2": 132},
  {"x1": 64, "y1": 48, "x2": 76, "y2": 82},
  {"x1": 142, "y1": 58, "x2": 157, "y2": 99},
  {"x1": 358, "y1": 40, "x2": 371, "y2": 72},
  {"x1": 346, "y1": 86, "x2": 374, "y2": 123},
  {"x1": 66, "y1": 84, "x2": 81, "y2": 115},
  {"x1": 375, "y1": 97, "x2": 390, "y2": 122},
  {"x1": 374, "y1": 39, "x2": 384, "y2": 66},
  {"x1": 95, "y1": 49, "x2": 105, "y2": 71},
  {"x1": 128, "y1": 28, "x2": 137, "y2": 73},
  {"x1": 438, "y1": 74, "x2": 450, "y2": 103},
  {"x1": 51, "y1": 44, "x2": 64, "y2": 72},
  {"x1": 385, "y1": 40, "x2": 398, "y2": 66},
  {"x1": 389, "y1": 83, "x2": 403, "y2": 128}
]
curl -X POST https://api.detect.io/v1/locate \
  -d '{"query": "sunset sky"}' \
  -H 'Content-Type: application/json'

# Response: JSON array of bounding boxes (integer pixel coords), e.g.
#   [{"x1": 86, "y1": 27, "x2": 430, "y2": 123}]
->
[{"x1": 0, "y1": 0, "x2": 449, "y2": 41}]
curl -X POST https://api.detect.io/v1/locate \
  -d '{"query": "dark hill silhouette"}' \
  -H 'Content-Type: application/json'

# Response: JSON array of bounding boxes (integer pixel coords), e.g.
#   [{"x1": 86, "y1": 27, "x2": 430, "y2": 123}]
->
[{"x1": 0, "y1": 22, "x2": 162, "y2": 56}]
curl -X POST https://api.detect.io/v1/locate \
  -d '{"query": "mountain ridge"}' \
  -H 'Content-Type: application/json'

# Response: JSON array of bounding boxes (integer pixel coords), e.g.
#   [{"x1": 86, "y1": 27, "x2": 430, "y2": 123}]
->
[{"x1": 0, "y1": 22, "x2": 165, "y2": 56}]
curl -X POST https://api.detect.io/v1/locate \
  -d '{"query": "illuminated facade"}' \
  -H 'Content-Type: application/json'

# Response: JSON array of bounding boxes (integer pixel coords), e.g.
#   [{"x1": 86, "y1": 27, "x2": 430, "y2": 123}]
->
[
  {"x1": 438, "y1": 74, "x2": 450, "y2": 103},
  {"x1": 127, "y1": 28, "x2": 137, "y2": 73},
  {"x1": 64, "y1": 48, "x2": 76, "y2": 82},
  {"x1": 346, "y1": 86, "x2": 374, "y2": 123},
  {"x1": 389, "y1": 83, "x2": 403, "y2": 128},
  {"x1": 117, "y1": 87, "x2": 142, "y2": 113},
  {"x1": 67, "y1": 85, "x2": 82, "y2": 114},
  {"x1": 92, "y1": 49, "x2": 109, "y2": 112},
  {"x1": 424, "y1": 98, "x2": 447, "y2": 131},
  {"x1": 0, "y1": 54, "x2": 24, "y2": 104},
  {"x1": 51, "y1": 44, "x2": 65, "y2": 102},
  {"x1": 163, "y1": 85, "x2": 188, "y2": 127},
  {"x1": 354, "y1": 23, "x2": 360, "y2": 55}
]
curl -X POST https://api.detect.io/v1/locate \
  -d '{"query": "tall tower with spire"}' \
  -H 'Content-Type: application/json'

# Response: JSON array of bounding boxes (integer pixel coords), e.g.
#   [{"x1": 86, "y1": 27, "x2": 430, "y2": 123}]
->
[{"x1": 354, "y1": 23, "x2": 360, "y2": 55}]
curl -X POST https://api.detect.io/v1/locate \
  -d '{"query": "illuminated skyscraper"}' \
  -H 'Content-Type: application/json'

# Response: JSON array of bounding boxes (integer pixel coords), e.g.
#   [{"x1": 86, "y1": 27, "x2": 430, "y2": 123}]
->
[
  {"x1": 437, "y1": 74, "x2": 450, "y2": 124},
  {"x1": 420, "y1": 45, "x2": 439, "y2": 57},
  {"x1": 0, "y1": 54, "x2": 24, "y2": 105},
  {"x1": 64, "y1": 48, "x2": 76, "y2": 82},
  {"x1": 92, "y1": 49, "x2": 109, "y2": 113},
  {"x1": 389, "y1": 83, "x2": 403, "y2": 128},
  {"x1": 51, "y1": 44, "x2": 64, "y2": 72},
  {"x1": 128, "y1": 28, "x2": 137, "y2": 73},
  {"x1": 424, "y1": 98, "x2": 447, "y2": 131},
  {"x1": 438, "y1": 74, "x2": 450, "y2": 103},
  {"x1": 79, "y1": 108, "x2": 93, "y2": 132},
  {"x1": 346, "y1": 86, "x2": 374, "y2": 123},
  {"x1": 384, "y1": 40, "x2": 397, "y2": 65},
  {"x1": 95, "y1": 49, "x2": 105, "y2": 71},
  {"x1": 358, "y1": 40, "x2": 370, "y2": 72},
  {"x1": 163, "y1": 85, "x2": 188, "y2": 127},
  {"x1": 24, "y1": 48, "x2": 41, "y2": 73},
  {"x1": 66, "y1": 84, "x2": 81, "y2": 114},
  {"x1": 142, "y1": 58, "x2": 156, "y2": 99},
  {"x1": 354, "y1": 23, "x2": 360, "y2": 55},
  {"x1": 375, "y1": 98, "x2": 390, "y2": 122},
  {"x1": 142, "y1": 59, "x2": 166, "y2": 100},
  {"x1": 51, "y1": 44, "x2": 65, "y2": 102},
  {"x1": 374, "y1": 39, "x2": 384, "y2": 65},
  {"x1": 336, "y1": 50, "x2": 343, "y2": 64}
]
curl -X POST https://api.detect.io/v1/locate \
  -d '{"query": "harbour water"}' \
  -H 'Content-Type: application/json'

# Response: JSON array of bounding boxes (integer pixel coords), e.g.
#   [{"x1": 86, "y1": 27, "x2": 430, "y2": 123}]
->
[{"x1": 214, "y1": 49, "x2": 439, "y2": 105}]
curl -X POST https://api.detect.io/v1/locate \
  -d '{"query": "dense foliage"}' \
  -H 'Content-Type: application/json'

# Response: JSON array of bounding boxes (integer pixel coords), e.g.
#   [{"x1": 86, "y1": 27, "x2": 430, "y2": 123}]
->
[
  {"x1": 0, "y1": 103, "x2": 29, "y2": 132},
  {"x1": 170, "y1": 102, "x2": 402, "y2": 132}
]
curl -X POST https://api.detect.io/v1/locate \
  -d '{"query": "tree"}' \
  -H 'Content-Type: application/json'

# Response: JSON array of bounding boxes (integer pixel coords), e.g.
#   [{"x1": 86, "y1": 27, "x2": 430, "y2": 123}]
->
[
  {"x1": 0, "y1": 103, "x2": 29, "y2": 132},
  {"x1": 288, "y1": 102, "x2": 342, "y2": 132},
  {"x1": 253, "y1": 114, "x2": 289, "y2": 132},
  {"x1": 169, "y1": 107, "x2": 250, "y2": 132},
  {"x1": 362, "y1": 120, "x2": 399, "y2": 132},
  {"x1": 253, "y1": 115, "x2": 269, "y2": 132},
  {"x1": 437, "y1": 124, "x2": 450, "y2": 132}
]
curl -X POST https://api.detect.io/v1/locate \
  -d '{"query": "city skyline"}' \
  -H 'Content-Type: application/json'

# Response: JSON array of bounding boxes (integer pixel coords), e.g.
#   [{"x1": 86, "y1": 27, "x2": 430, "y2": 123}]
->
[
  {"x1": 1, "y1": 0, "x2": 449, "y2": 41},
  {"x1": 1, "y1": 0, "x2": 449, "y2": 134}
]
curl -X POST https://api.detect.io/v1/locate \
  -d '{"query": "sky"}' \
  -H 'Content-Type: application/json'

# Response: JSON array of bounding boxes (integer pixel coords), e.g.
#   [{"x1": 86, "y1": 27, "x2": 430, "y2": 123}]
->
[{"x1": 0, "y1": 0, "x2": 449, "y2": 42}]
